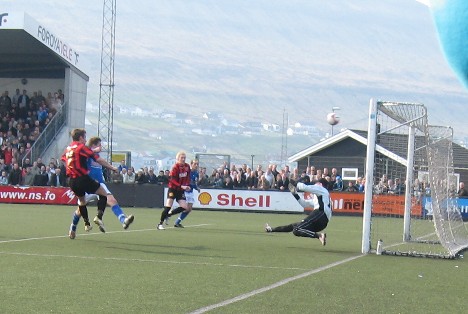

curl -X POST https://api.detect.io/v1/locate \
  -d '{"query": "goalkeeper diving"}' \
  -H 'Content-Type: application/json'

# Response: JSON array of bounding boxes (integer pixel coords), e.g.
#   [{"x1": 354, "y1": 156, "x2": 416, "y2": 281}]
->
[{"x1": 265, "y1": 178, "x2": 332, "y2": 246}]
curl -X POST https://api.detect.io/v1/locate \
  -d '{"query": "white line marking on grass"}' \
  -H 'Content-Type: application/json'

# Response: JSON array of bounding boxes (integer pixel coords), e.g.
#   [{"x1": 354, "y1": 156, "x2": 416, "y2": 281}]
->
[
  {"x1": 0, "y1": 222, "x2": 308, "y2": 271},
  {"x1": 0, "y1": 251, "x2": 309, "y2": 271},
  {"x1": 0, "y1": 224, "x2": 211, "y2": 244},
  {"x1": 189, "y1": 254, "x2": 365, "y2": 314}
]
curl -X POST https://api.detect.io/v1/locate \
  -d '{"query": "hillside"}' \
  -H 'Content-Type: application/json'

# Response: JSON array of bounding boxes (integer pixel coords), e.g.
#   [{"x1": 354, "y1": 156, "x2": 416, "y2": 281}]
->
[{"x1": 6, "y1": 0, "x2": 468, "y2": 165}]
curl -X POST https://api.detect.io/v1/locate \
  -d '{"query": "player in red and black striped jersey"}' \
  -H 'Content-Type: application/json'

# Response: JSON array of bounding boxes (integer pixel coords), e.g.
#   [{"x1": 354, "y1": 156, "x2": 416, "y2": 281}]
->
[
  {"x1": 157, "y1": 151, "x2": 191, "y2": 230},
  {"x1": 61, "y1": 128, "x2": 124, "y2": 238}
]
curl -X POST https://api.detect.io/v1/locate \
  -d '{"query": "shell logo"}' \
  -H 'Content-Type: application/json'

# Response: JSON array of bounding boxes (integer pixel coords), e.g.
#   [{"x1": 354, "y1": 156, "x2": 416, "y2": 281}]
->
[{"x1": 198, "y1": 192, "x2": 212, "y2": 205}]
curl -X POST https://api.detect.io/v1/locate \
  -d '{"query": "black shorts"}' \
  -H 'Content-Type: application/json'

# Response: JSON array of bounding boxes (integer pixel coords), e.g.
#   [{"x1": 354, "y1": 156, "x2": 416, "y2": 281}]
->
[
  {"x1": 69, "y1": 175, "x2": 101, "y2": 197},
  {"x1": 296, "y1": 209, "x2": 329, "y2": 232},
  {"x1": 167, "y1": 188, "x2": 186, "y2": 202}
]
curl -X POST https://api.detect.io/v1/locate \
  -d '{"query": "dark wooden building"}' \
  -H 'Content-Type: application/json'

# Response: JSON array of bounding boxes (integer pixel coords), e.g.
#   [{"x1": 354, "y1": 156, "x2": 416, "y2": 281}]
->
[{"x1": 288, "y1": 129, "x2": 468, "y2": 183}]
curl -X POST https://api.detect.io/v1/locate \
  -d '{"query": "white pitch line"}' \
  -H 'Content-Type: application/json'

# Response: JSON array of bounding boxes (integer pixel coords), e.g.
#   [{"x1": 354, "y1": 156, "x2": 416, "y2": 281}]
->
[
  {"x1": 0, "y1": 251, "x2": 308, "y2": 271},
  {"x1": 189, "y1": 254, "x2": 365, "y2": 314},
  {"x1": 0, "y1": 222, "x2": 366, "y2": 312},
  {"x1": 0, "y1": 223, "x2": 212, "y2": 244},
  {"x1": 0, "y1": 223, "x2": 308, "y2": 271}
]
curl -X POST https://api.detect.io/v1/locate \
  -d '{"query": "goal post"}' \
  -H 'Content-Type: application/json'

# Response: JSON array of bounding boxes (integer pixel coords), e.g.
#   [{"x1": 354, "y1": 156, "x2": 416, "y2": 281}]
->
[
  {"x1": 361, "y1": 98, "x2": 468, "y2": 258},
  {"x1": 362, "y1": 99, "x2": 378, "y2": 254}
]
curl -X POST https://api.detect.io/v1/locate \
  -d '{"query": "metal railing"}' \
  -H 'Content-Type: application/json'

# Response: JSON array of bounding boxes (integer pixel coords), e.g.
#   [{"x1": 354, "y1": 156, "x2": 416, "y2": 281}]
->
[{"x1": 22, "y1": 102, "x2": 68, "y2": 166}]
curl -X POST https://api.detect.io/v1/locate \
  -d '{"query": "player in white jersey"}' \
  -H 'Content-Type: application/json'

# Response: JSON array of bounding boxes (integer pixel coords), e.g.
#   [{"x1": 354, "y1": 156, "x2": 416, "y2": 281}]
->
[{"x1": 264, "y1": 178, "x2": 331, "y2": 246}]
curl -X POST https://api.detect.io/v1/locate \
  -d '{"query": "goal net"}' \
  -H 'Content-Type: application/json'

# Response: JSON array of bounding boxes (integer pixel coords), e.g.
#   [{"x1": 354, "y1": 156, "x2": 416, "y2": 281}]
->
[
  {"x1": 426, "y1": 125, "x2": 468, "y2": 256},
  {"x1": 362, "y1": 99, "x2": 468, "y2": 258}
]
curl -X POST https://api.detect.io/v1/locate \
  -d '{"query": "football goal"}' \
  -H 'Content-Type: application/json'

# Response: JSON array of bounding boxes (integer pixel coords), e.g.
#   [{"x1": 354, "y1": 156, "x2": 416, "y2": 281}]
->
[{"x1": 361, "y1": 99, "x2": 468, "y2": 258}]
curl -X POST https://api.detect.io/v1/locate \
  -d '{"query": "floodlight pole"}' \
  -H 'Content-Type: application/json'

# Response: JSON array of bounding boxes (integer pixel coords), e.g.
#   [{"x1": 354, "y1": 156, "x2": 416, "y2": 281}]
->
[
  {"x1": 98, "y1": 0, "x2": 117, "y2": 169},
  {"x1": 251, "y1": 155, "x2": 255, "y2": 170}
]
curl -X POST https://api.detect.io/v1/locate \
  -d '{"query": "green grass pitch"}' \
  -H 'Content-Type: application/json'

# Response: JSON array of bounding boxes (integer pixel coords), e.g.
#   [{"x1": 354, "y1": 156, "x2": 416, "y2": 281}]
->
[{"x1": 0, "y1": 204, "x2": 466, "y2": 313}]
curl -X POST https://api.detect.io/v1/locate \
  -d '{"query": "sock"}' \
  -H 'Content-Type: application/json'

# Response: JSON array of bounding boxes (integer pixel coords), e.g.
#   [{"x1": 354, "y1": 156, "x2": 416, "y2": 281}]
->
[
  {"x1": 176, "y1": 212, "x2": 189, "y2": 225},
  {"x1": 70, "y1": 211, "x2": 81, "y2": 231},
  {"x1": 97, "y1": 196, "x2": 107, "y2": 219},
  {"x1": 111, "y1": 204, "x2": 126, "y2": 223},
  {"x1": 78, "y1": 205, "x2": 89, "y2": 224},
  {"x1": 160, "y1": 206, "x2": 171, "y2": 224},
  {"x1": 169, "y1": 207, "x2": 185, "y2": 217},
  {"x1": 293, "y1": 193, "x2": 300, "y2": 200}
]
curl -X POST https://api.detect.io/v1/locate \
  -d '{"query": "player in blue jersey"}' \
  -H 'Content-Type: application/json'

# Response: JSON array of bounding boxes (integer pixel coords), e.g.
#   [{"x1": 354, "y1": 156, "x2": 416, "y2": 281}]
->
[
  {"x1": 170, "y1": 159, "x2": 200, "y2": 228},
  {"x1": 68, "y1": 136, "x2": 134, "y2": 239}
]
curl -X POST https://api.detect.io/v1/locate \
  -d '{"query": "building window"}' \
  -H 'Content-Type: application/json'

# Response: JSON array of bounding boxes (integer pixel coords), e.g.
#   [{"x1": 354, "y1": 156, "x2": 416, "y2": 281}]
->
[{"x1": 342, "y1": 168, "x2": 358, "y2": 180}]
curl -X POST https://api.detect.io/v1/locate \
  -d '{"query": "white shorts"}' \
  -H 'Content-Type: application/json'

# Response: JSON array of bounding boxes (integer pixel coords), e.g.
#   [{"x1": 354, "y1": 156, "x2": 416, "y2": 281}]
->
[
  {"x1": 185, "y1": 191, "x2": 195, "y2": 204},
  {"x1": 77, "y1": 183, "x2": 111, "y2": 205},
  {"x1": 100, "y1": 182, "x2": 111, "y2": 194}
]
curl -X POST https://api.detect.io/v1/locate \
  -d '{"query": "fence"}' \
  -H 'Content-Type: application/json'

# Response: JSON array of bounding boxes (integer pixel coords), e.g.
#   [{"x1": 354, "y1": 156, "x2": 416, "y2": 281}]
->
[{"x1": 22, "y1": 102, "x2": 68, "y2": 166}]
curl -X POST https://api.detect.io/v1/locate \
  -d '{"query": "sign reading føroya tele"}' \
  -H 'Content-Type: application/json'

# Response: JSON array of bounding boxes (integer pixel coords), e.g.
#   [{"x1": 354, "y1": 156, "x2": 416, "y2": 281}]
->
[{"x1": 1, "y1": 11, "x2": 83, "y2": 71}]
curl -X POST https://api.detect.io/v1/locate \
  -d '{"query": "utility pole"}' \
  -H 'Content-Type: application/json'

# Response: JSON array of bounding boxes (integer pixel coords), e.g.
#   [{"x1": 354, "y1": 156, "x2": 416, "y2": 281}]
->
[{"x1": 280, "y1": 108, "x2": 288, "y2": 165}]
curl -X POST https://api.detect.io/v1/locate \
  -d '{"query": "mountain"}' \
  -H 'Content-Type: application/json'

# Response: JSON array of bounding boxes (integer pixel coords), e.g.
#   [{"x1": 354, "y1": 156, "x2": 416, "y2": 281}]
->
[{"x1": 5, "y1": 0, "x2": 468, "y2": 167}]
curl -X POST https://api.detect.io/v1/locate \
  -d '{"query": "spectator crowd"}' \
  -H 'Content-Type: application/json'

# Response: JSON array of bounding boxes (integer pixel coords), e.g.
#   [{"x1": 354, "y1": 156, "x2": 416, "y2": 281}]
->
[
  {"x1": 0, "y1": 87, "x2": 64, "y2": 186},
  {"x1": 104, "y1": 161, "x2": 365, "y2": 193},
  {"x1": 193, "y1": 163, "x2": 365, "y2": 192},
  {"x1": 126, "y1": 161, "x2": 445, "y2": 200}
]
